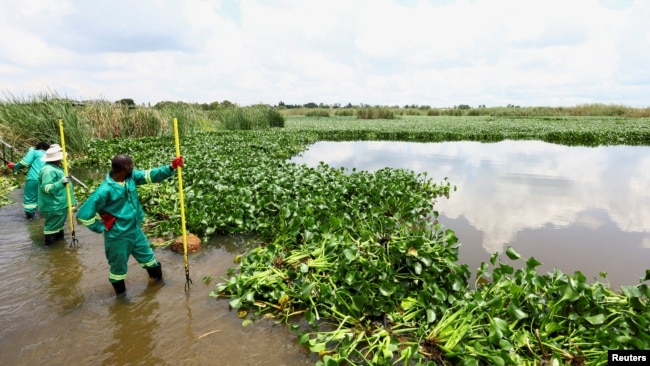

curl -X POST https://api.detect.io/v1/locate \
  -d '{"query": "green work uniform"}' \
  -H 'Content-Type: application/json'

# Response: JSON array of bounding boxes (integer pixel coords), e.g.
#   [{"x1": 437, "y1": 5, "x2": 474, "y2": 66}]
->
[
  {"x1": 38, "y1": 163, "x2": 69, "y2": 235},
  {"x1": 77, "y1": 165, "x2": 174, "y2": 283},
  {"x1": 14, "y1": 147, "x2": 46, "y2": 214}
]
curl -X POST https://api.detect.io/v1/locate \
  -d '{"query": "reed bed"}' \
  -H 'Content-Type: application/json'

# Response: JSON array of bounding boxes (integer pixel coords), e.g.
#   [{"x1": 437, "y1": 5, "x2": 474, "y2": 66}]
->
[
  {"x1": 0, "y1": 93, "x2": 284, "y2": 155},
  {"x1": 0, "y1": 93, "x2": 87, "y2": 152},
  {"x1": 280, "y1": 104, "x2": 650, "y2": 118},
  {"x1": 219, "y1": 104, "x2": 285, "y2": 130}
]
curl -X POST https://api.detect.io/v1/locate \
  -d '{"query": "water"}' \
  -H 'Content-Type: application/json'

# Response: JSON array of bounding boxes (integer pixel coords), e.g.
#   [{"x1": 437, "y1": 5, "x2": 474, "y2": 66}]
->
[
  {"x1": 290, "y1": 140, "x2": 650, "y2": 288},
  {"x1": 0, "y1": 190, "x2": 316, "y2": 366}
]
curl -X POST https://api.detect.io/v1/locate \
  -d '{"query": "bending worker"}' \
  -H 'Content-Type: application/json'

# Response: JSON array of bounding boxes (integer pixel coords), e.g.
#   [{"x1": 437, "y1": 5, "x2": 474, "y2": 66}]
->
[
  {"x1": 77, "y1": 153, "x2": 184, "y2": 296},
  {"x1": 7, "y1": 141, "x2": 50, "y2": 219}
]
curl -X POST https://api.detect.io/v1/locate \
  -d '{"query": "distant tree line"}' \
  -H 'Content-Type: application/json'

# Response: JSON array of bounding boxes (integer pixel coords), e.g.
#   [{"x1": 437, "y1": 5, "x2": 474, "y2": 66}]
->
[
  {"x1": 77, "y1": 96, "x2": 650, "y2": 118},
  {"x1": 277, "y1": 101, "x2": 512, "y2": 110}
]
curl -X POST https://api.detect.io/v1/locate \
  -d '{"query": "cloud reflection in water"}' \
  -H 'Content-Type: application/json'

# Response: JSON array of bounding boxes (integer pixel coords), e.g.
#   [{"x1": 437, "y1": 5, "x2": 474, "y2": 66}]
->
[{"x1": 291, "y1": 140, "x2": 650, "y2": 286}]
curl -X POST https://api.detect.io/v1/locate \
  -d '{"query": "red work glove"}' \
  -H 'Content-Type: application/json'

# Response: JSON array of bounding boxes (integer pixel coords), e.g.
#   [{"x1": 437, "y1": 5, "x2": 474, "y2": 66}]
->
[
  {"x1": 7, "y1": 162, "x2": 15, "y2": 169},
  {"x1": 171, "y1": 155, "x2": 184, "y2": 169},
  {"x1": 101, "y1": 213, "x2": 116, "y2": 231}
]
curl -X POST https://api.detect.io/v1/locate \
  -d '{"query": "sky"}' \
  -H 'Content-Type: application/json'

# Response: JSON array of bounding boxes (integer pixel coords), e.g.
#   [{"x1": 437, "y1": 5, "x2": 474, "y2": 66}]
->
[{"x1": 1, "y1": 0, "x2": 649, "y2": 108}]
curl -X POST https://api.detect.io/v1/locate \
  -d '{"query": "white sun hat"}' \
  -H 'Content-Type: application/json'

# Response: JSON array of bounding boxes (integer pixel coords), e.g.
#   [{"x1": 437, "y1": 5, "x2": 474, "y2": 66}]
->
[
  {"x1": 41, "y1": 144, "x2": 64, "y2": 162},
  {"x1": 48, "y1": 144, "x2": 62, "y2": 152}
]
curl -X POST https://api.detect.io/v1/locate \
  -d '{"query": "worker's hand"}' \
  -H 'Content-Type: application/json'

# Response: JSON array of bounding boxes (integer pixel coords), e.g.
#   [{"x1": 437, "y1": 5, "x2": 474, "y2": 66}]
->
[
  {"x1": 171, "y1": 155, "x2": 184, "y2": 169},
  {"x1": 7, "y1": 162, "x2": 15, "y2": 169},
  {"x1": 100, "y1": 213, "x2": 116, "y2": 231},
  {"x1": 61, "y1": 176, "x2": 70, "y2": 185}
]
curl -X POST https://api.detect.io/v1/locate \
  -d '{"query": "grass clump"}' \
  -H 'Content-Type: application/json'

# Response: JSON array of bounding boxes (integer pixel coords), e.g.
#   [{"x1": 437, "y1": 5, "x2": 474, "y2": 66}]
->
[
  {"x1": 219, "y1": 105, "x2": 285, "y2": 130},
  {"x1": 153, "y1": 101, "x2": 208, "y2": 136},
  {"x1": 334, "y1": 109, "x2": 355, "y2": 117},
  {"x1": 305, "y1": 109, "x2": 330, "y2": 117},
  {"x1": 0, "y1": 173, "x2": 19, "y2": 207},
  {"x1": 357, "y1": 107, "x2": 396, "y2": 119}
]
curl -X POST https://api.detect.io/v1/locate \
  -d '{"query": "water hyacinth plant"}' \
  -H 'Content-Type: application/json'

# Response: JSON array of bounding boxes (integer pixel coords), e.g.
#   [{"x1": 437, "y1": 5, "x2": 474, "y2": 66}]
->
[
  {"x1": 284, "y1": 115, "x2": 650, "y2": 146},
  {"x1": 71, "y1": 128, "x2": 650, "y2": 365},
  {"x1": 0, "y1": 174, "x2": 19, "y2": 207}
]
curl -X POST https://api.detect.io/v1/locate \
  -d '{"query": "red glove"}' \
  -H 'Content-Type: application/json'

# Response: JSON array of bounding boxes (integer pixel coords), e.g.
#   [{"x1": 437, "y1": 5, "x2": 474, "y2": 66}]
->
[
  {"x1": 171, "y1": 155, "x2": 184, "y2": 169},
  {"x1": 101, "y1": 213, "x2": 116, "y2": 231},
  {"x1": 7, "y1": 162, "x2": 15, "y2": 169}
]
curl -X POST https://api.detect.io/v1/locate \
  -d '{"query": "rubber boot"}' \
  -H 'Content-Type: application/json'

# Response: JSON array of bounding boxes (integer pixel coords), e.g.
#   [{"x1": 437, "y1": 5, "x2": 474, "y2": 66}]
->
[
  {"x1": 146, "y1": 263, "x2": 163, "y2": 282},
  {"x1": 44, "y1": 234, "x2": 56, "y2": 246},
  {"x1": 111, "y1": 280, "x2": 126, "y2": 296},
  {"x1": 55, "y1": 230, "x2": 64, "y2": 240}
]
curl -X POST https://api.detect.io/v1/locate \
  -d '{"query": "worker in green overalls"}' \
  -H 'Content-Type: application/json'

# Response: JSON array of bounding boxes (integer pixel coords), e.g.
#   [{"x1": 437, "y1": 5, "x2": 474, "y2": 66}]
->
[
  {"x1": 6, "y1": 141, "x2": 49, "y2": 219},
  {"x1": 77, "y1": 153, "x2": 184, "y2": 296},
  {"x1": 38, "y1": 144, "x2": 70, "y2": 245}
]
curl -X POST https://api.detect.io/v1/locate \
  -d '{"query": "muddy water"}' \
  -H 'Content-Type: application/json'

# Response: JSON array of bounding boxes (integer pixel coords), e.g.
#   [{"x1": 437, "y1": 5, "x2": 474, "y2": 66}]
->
[{"x1": 0, "y1": 190, "x2": 316, "y2": 366}]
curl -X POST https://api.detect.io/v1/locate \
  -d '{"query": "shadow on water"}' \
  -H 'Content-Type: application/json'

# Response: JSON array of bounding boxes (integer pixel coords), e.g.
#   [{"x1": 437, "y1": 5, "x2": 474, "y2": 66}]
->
[{"x1": 0, "y1": 189, "x2": 317, "y2": 366}]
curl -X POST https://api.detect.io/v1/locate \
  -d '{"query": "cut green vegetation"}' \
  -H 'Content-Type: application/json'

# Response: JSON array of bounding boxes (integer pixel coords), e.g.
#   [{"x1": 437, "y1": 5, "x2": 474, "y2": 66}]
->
[
  {"x1": 0, "y1": 174, "x2": 19, "y2": 207},
  {"x1": 68, "y1": 124, "x2": 649, "y2": 366}
]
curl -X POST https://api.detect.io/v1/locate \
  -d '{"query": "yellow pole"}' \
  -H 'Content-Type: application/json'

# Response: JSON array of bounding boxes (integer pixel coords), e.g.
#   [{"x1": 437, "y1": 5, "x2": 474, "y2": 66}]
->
[
  {"x1": 58, "y1": 119, "x2": 78, "y2": 246},
  {"x1": 173, "y1": 118, "x2": 192, "y2": 290}
]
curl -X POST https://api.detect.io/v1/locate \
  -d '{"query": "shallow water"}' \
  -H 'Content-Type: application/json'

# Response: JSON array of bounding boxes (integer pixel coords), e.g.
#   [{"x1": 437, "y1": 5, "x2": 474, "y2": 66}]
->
[{"x1": 0, "y1": 190, "x2": 316, "y2": 366}]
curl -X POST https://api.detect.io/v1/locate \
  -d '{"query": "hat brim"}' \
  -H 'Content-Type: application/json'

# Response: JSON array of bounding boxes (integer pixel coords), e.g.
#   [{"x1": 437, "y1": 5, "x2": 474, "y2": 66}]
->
[{"x1": 41, "y1": 152, "x2": 65, "y2": 162}]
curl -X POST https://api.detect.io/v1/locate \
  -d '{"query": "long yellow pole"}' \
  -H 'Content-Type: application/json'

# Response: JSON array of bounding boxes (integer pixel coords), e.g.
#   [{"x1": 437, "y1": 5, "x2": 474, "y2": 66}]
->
[
  {"x1": 173, "y1": 118, "x2": 192, "y2": 290},
  {"x1": 58, "y1": 119, "x2": 78, "y2": 246}
]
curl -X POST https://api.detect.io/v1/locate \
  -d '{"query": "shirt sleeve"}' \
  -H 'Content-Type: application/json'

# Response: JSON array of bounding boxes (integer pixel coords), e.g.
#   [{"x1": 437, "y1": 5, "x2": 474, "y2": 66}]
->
[
  {"x1": 15, "y1": 149, "x2": 35, "y2": 170},
  {"x1": 77, "y1": 190, "x2": 107, "y2": 233},
  {"x1": 132, "y1": 165, "x2": 174, "y2": 185},
  {"x1": 41, "y1": 169, "x2": 65, "y2": 196}
]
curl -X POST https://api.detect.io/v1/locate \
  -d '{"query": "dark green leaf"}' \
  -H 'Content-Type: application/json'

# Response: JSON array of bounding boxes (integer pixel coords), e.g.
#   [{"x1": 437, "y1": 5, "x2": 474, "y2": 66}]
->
[
  {"x1": 525, "y1": 256, "x2": 542, "y2": 269},
  {"x1": 505, "y1": 247, "x2": 521, "y2": 260}
]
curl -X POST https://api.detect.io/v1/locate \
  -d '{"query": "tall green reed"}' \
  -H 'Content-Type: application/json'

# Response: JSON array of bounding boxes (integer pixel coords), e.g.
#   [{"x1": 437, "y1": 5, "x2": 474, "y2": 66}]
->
[
  {"x1": 357, "y1": 107, "x2": 396, "y2": 119},
  {"x1": 155, "y1": 103, "x2": 206, "y2": 137},
  {"x1": 79, "y1": 104, "x2": 167, "y2": 139},
  {"x1": 0, "y1": 92, "x2": 88, "y2": 153},
  {"x1": 0, "y1": 94, "x2": 217, "y2": 154},
  {"x1": 219, "y1": 104, "x2": 285, "y2": 130}
]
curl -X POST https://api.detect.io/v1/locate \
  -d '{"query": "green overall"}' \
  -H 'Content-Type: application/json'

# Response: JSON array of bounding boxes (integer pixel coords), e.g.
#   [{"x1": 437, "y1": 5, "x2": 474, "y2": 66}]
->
[
  {"x1": 77, "y1": 165, "x2": 174, "y2": 283},
  {"x1": 14, "y1": 147, "x2": 46, "y2": 214},
  {"x1": 38, "y1": 163, "x2": 69, "y2": 235}
]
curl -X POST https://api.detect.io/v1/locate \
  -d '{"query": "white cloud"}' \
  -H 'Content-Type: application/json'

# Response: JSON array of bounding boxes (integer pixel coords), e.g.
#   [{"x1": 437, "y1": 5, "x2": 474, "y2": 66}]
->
[{"x1": 0, "y1": 0, "x2": 648, "y2": 106}]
